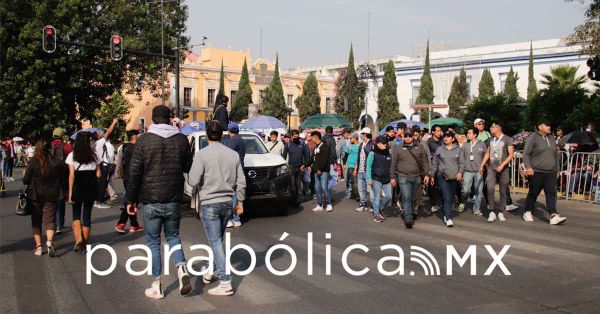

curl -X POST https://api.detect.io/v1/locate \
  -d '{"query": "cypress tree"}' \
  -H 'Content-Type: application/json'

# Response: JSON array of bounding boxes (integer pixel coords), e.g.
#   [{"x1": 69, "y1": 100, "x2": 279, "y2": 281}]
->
[
  {"x1": 230, "y1": 58, "x2": 252, "y2": 122},
  {"x1": 262, "y1": 54, "x2": 288, "y2": 121},
  {"x1": 377, "y1": 60, "x2": 401, "y2": 128},
  {"x1": 503, "y1": 67, "x2": 520, "y2": 100},
  {"x1": 478, "y1": 69, "x2": 495, "y2": 98},
  {"x1": 416, "y1": 40, "x2": 434, "y2": 123},
  {"x1": 447, "y1": 67, "x2": 468, "y2": 118},
  {"x1": 216, "y1": 59, "x2": 226, "y2": 105},
  {"x1": 334, "y1": 44, "x2": 365, "y2": 128},
  {"x1": 527, "y1": 42, "x2": 538, "y2": 100},
  {"x1": 295, "y1": 72, "x2": 321, "y2": 122}
]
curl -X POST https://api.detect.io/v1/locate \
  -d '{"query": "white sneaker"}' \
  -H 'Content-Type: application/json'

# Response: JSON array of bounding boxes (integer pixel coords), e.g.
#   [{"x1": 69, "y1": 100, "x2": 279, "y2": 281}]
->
[
  {"x1": 458, "y1": 203, "x2": 465, "y2": 213},
  {"x1": 312, "y1": 205, "x2": 324, "y2": 212},
  {"x1": 445, "y1": 218, "x2": 454, "y2": 227},
  {"x1": 232, "y1": 220, "x2": 242, "y2": 227},
  {"x1": 325, "y1": 204, "x2": 333, "y2": 212},
  {"x1": 431, "y1": 206, "x2": 440, "y2": 213},
  {"x1": 497, "y1": 213, "x2": 506, "y2": 222},
  {"x1": 487, "y1": 212, "x2": 497, "y2": 223},
  {"x1": 201, "y1": 265, "x2": 217, "y2": 284},
  {"x1": 208, "y1": 280, "x2": 234, "y2": 296},
  {"x1": 177, "y1": 265, "x2": 192, "y2": 295},
  {"x1": 145, "y1": 281, "x2": 164, "y2": 299},
  {"x1": 396, "y1": 200, "x2": 402, "y2": 209},
  {"x1": 369, "y1": 208, "x2": 373, "y2": 213},
  {"x1": 549, "y1": 214, "x2": 567, "y2": 225},
  {"x1": 354, "y1": 206, "x2": 365, "y2": 212},
  {"x1": 94, "y1": 202, "x2": 111, "y2": 209},
  {"x1": 226, "y1": 220, "x2": 234, "y2": 228},
  {"x1": 522, "y1": 211, "x2": 534, "y2": 222},
  {"x1": 506, "y1": 204, "x2": 519, "y2": 211}
]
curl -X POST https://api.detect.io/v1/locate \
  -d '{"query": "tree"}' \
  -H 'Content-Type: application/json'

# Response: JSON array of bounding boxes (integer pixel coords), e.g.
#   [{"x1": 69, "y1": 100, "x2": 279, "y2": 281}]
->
[
  {"x1": 527, "y1": 42, "x2": 538, "y2": 100},
  {"x1": 503, "y1": 67, "x2": 520, "y2": 100},
  {"x1": 464, "y1": 94, "x2": 523, "y2": 136},
  {"x1": 478, "y1": 69, "x2": 495, "y2": 98},
  {"x1": 216, "y1": 59, "x2": 225, "y2": 105},
  {"x1": 447, "y1": 67, "x2": 468, "y2": 118},
  {"x1": 376, "y1": 60, "x2": 401, "y2": 128},
  {"x1": 566, "y1": 0, "x2": 600, "y2": 56},
  {"x1": 416, "y1": 40, "x2": 434, "y2": 123},
  {"x1": 334, "y1": 44, "x2": 366, "y2": 128},
  {"x1": 295, "y1": 72, "x2": 321, "y2": 122},
  {"x1": 230, "y1": 58, "x2": 252, "y2": 122},
  {"x1": 540, "y1": 65, "x2": 587, "y2": 91},
  {"x1": 0, "y1": 0, "x2": 188, "y2": 137},
  {"x1": 93, "y1": 91, "x2": 133, "y2": 139},
  {"x1": 261, "y1": 54, "x2": 288, "y2": 121}
]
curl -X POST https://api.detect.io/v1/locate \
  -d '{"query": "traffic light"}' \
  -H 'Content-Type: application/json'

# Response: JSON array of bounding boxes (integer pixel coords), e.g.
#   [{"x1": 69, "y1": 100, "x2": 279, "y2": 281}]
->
[
  {"x1": 110, "y1": 35, "x2": 123, "y2": 61},
  {"x1": 42, "y1": 25, "x2": 56, "y2": 53},
  {"x1": 587, "y1": 56, "x2": 600, "y2": 81}
]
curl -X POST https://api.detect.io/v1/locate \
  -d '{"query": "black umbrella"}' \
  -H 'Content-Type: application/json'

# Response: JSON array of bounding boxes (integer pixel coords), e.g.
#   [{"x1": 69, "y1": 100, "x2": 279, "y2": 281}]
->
[{"x1": 563, "y1": 131, "x2": 599, "y2": 152}]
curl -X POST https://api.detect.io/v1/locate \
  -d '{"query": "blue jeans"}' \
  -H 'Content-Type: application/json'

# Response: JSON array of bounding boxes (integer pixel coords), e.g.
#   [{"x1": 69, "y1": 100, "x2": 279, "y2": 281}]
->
[
  {"x1": 345, "y1": 167, "x2": 356, "y2": 198},
  {"x1": 200, "y1": 202, "x2": 232, "y2": 282},
  {"x1": 398, "y1": 175, "x2": 422, "y2": 221},
  {"x1": 231, "y1": 192, "x2": 240, "y2": 223},
  {"x1": 142, "y1": 203, "x2": 186, "y2": 280},
  {"x1": 371, "y1": 180, "x2": 392, "y2": 216},
  {"x1": 461, "y1": 171, "x2": 484, "y2": 212},
  {"x1": 437, "y1": 174, "x2": 457, "y2": 220},
  {"x1": 315, "y1": 171, "x2": 331, "y2": 206},
  {"x1": 357, "y1": 171, "x2": 372, "y2": 208}
]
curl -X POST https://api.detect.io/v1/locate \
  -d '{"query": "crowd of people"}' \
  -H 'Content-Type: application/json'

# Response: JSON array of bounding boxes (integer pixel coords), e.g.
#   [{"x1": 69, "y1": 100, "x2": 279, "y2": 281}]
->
[{"x1": 6, "y1": 103, "x2": 596, "y2": 299}]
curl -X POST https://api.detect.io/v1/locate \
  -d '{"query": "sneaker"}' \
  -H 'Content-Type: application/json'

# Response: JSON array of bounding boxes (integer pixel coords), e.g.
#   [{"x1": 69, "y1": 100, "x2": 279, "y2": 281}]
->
[
  {"x1": 226, "y1": 220, "x2": 234, "y2": 228},
  {"x1": 107, "y1": 197, "x2": 119, "y2": 205},
  {"x1": 115, "y1": 224, "x2": 126, "y2": 234},
  {"x1": 377, "y1": 213, "x2": 387, "y2": 221},
  {"x1": 404, "y1": 219, "x2": 414, "y2": 229},
  {"x1": 522, "y1": 211, "x2": 534, "y2": 222},
  {"x1": 312, "y1": 205, "x2": 324, "y2": 212},
  {"x1": 47, "y1": 242, "x2": 56, "y2": 257},
  {"x1": 497, "y1": 213, "x2": 506, "y2": 222},
  {"x1": 201, "y1": 265, "x2": 217, "y2": 284},
  {"x1": 129, "y1": 225, "x2": 144, "y2": 232},
  {"x1": 208, "y1": 280, "x2": 234, "y2": 296},
  {"x1": 549, "y1": 214, "x2": 567, "y2": 225},
  {"x1": 325, "y1": 204, "x2": 333, "y2": 212},
  {"x1": 354, "y1": 206, "x2": 366, "y2": 212},
  {"x1": 145, "y1": 281, "x2": 164, "y2": 299},
  {"x1": 506, "y1": 204, "x2": 519, "y2": 211},
  {"x1": 487, "y1": 212, "x2": 497, "y2": 223},
  {"x1": 55, "y1": 227, "x2": 62, "y2": 235},
  {"x1": 473, "y1": 209, "x2": 483, "y2": 216},
  {"x1": 232, "y1": 220, "x2": 242, "y2": 227},
  {"x1": 445, "y1": 218, "x2": 454, "y2": 227},
  {"x1": 34, "y1": 245, "x2": 42, "y2": 256},
  {"x1": 94, "y1": 202, "x2": 111, "y2": 209},
  {"x1": 369, "y1": 208, "x2": 373, "y2": 213},
  {"x1": 458, "y1": 203, "x2": 465, "y2": 213},
  {"x1": 431, "y1": 205, "x2": 440, "y2": 213},
  {"x1": 373, "y1": 216, "x2": 384, "y2": 223},
  {"x1": 178, "y1": 265, "x2": 192, "y2": 295}
]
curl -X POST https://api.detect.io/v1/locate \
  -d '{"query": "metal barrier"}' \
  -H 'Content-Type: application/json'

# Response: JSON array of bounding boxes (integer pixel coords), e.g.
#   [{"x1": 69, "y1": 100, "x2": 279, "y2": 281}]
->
[{"x1": 510, "y1": 151, "x2": 600, "y2": 204}]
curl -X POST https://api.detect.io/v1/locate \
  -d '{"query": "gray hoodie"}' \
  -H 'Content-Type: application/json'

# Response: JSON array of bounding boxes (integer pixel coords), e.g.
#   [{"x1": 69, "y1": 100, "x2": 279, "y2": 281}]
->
[
  {"x1": 461, "y1": 140, "x2": 487, "y2": 172},
  {"x1": 188, "y1": 142, "x2": 246, "y2": 205},
  {"x1": 432, "y1": 144, "x2": 465, "y2": 179},
  {"x1": 523, "y1": 131, "x2": 559, "y2": 173},
  {"x1": 148, "y1": 123, "x2": 180, "y2": 138}
]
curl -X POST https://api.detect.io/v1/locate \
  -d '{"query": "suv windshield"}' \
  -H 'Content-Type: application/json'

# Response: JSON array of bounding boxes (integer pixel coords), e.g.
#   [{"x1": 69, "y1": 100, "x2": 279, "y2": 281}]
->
[{"x1": 198, "y1": 134, "x2": 269, "y2": 154}]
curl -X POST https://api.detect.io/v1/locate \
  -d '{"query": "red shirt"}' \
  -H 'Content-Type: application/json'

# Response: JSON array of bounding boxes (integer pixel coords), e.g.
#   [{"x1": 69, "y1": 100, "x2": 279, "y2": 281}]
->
[{"x1": 51, "y1": 139, "x2": 72, "y2": 155}]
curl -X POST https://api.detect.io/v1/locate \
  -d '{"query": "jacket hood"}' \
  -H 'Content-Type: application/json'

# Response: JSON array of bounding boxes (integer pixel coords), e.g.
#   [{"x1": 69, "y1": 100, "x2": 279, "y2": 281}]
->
[{"x1": 148, "y1": 124, "x2": 180, "y2": 138}]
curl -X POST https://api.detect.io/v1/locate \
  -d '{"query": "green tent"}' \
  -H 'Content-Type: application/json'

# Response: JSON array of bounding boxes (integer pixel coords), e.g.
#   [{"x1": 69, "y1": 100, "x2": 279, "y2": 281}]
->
[
  {"x1": 429, "y1": 117, "x2": 464, "y2": 129},
  {"x1": 300, "y1": 114, "x2": 352, "y2": 130}
]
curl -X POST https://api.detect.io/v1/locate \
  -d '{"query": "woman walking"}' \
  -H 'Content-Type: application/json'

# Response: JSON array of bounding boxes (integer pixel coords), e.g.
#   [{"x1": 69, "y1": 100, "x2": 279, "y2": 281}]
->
[
  {"x1": 432, "y1": 131, "x2": 465, "y2": 227},
  {"x1": 22, "y1": 139, "x2": 64, "y2": 256},
  {"x1": 366, "y1": 136, "x2": 393, "y2": 223},
  {"x1": 66, "y1": 132, "x2": 100, "y2": 253}
]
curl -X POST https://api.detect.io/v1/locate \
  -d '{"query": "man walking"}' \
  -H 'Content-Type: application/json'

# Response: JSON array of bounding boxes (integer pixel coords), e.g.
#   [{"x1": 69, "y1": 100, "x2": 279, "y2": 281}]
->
[
  {"x1": 283, "y1": 130, "x2": 310, "y2": 206},
  {"x1": 213, "y1": 95, "x2": 230, "y2": 128},
  {"x1": 310, "y1": 131, "x2": 332, "y2": 212},
  {"x1": 115, "y1": 130, "x2": 143, "y2": 233},
  {"x1": 355, "y1": 128, "x2": 374, "y2": 212},
  {"x1": 188, "y1": 120, "x2": 246, "y2": 296},
  {"x1": 94, "y1": 118, "x2": 118, "y2": 209},
  {"x1": 522, "y1": 121, "x2": 567, "y2": 225},
  {"x1": 225, "y1": 122, "x2": 245, "y2": 228},
  {"x1": 126, "y1": 105, "x2": 192, "y2": 299},
  {"x1": 458, "y1": 128, "x2": 487, "y2": 216},
  {"x1": 268, "y1": 131, "x2": 285, "y2": 156},
  {"x1": 482, "y1": 122, "x2": 514, "y2": 223},
  {"x1": 343, "y1": 133, "x2": 360, "y2": 199},
  {"x1": 427, "y1": 125, "x2": 444, "y2": 213}
]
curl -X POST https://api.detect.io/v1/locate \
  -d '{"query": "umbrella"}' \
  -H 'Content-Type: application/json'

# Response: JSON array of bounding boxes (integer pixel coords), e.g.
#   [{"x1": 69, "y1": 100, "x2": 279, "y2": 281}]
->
[
  {"x1": 241, "y1": 116, "x2": 286, "y2": 130},
  {"x1": 187, "y1": 121, "x2": 205, "y2": 130},
  {"x1": 563, "y1": 131, "x2": 598, "y2": 145},
  {"x1": 429, "y1": 117, "x2": 464, "y2": 129},
  {"x1": 180, "y1": 125, "x2": 199, "y2": 136},
  {"x1": 12, "y1": 136, "x2": 24, "y2": 142},
  {"x1": 512, "y1": 132, "x2": 531, "y2": 146},
  {"x1": 378, "y1": 119, "x2": 425, "y2": 135},
  {"x1": 70, "y1": 128, "x2": 104, "y2": 140},
  {"x1": 300, "y1": 114, "x2": 351, "y2": 130}
]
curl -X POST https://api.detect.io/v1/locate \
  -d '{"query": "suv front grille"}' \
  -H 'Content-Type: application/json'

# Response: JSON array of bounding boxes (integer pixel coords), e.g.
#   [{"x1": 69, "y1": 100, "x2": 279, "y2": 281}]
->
[{"x1": 245, "y1": 167, "x2": 270, "y2": 180}]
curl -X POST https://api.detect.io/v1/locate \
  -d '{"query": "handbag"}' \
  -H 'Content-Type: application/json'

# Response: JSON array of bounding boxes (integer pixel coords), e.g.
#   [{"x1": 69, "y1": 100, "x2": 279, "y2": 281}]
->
[{"x1": 15, "y1": 190, "x2": 31, "y2": 216}]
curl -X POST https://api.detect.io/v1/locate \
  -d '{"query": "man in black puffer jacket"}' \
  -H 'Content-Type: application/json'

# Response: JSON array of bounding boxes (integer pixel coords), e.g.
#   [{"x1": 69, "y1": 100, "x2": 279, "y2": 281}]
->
[{"x1": 126, "y1": 105, "x2": 193, "y2": 299}]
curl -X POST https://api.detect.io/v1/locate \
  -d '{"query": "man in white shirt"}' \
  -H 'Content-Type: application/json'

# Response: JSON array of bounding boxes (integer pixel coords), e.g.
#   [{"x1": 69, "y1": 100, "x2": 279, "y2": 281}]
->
[
  {"x1": 94, "y1": 119, "x2": 118, "y2": 208},
  {"x1": 267, "y1": 130, "x2": 285, "y2": 156}
]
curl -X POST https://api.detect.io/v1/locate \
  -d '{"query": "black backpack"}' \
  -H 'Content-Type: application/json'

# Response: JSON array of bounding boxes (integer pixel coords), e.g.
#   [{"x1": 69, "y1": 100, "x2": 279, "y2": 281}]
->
[{"x1": 51, "y1": 142, "x2": 66, "y2": 162}]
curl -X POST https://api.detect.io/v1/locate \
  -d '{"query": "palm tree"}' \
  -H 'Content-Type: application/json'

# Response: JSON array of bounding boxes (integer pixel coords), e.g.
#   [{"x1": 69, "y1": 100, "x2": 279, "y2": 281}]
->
[{"x1": 540, "y1": 65, "x2": 587, "y2": 91}]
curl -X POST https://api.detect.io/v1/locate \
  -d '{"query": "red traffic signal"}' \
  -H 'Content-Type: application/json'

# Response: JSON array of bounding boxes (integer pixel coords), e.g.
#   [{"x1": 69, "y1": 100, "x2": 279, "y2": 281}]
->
[
  {"x1": 42, "y1": 25, "x2": 57, "y2": 53},
  {"x1": 110, "y1": 35, "x2": 123, "y2": 61}
]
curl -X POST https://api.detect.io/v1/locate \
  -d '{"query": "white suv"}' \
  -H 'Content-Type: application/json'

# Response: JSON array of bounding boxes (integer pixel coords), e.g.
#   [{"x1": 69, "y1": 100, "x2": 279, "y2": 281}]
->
[{"x1": 185, "y1": 131, "x2": 292, "y2": 213}]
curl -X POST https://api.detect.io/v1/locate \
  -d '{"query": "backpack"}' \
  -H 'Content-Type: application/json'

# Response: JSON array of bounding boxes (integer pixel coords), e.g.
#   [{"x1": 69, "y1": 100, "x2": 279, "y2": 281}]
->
[{"x1": 51, "y1": 142, "x2": 66, "y2": 162}]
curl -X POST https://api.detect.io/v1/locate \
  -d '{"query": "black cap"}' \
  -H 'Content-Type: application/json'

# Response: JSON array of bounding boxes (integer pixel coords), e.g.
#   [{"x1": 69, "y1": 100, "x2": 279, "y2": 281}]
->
[
  {"x1": 396, "y1": 122, "x2": 407, "y2": 130},
  {"x1": 411, "y1": 125, "x2": 421, "y2": 132},
  {"x1": 385, "y1": 126, "x2": 395, "y2": 132},
  {"x1": 443, "y1": 130, "x2": 455, "y2": 138},
  {"x1": 404, "y1": 128, "x2": 414, "y2": 137},
  {"x1": 325, "y1": 126, "x2": 333, "y2": 133},
  {"x1": 377, "y1": 136, "x2": 388, "y2": 144}
]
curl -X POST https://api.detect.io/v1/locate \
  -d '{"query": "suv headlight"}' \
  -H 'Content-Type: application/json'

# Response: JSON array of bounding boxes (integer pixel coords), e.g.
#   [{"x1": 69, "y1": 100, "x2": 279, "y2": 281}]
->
[{"x1": 276, "y1": 165, "x2": 289, "y2": 176}]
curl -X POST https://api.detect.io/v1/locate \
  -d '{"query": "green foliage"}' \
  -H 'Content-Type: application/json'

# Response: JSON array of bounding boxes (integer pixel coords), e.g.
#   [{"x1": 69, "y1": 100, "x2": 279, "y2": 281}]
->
[
  {"x1": 216, "y1": 59, "x2": 225, "y2": 105},
  {"x1": 261, "y1": 54, "x2": 289, "y2": 122},
  {"x1": 334, "y1": 44, "x2": 366, "y2": 129},
  {"x1": 377, "y1": 60, "x2": 401, "y2": 128},
  {"x1": 447, "y1": 67, "x2": 468, "y2": 119},
  {"x1": 464, "y1": 94, "x2": 523, "y2": 136},
  {"x1": 0, "y1": 0, "x2": 189, "y2": 137},
  {"x1": 230, "y1": 58, "x2": 252, "y2": 122},
  {"x1": 565, "y1": 93, "x2": 600, "y2": 130},
  {"x1": 295, "y1": 72, "x2": 321, "y2": 122},
  {"x1": 503, "y1": 67, "x2": 520, "y2": 100},
  {"x1": 527, "y1": 43, "x2": 538, "y2": 100},
  {"x1": 93, "y1": 91, "x2": 132, "y2": 139},
  {"x1": 566, "y1": 0, "x2": 600, "y2": 56},
  {"x1": 416, "y1": 40, "x2": 434, "y2": 123},
  {"x1": 540, "y1": 65, "x2": 587, "y2": 91},
  {"x1": 478, "y1": 69, "x2": 495, "y2": 98}
]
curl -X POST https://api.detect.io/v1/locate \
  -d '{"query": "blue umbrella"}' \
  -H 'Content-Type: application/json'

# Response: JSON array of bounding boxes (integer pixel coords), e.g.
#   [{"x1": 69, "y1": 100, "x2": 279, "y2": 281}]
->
[
  {"x1": 241, "y1": 116, "x2": 286, "y2": 130},
  {"x1": 70, "y1": 128, "x2": 105, "y2": 140},
  {"x1": 187, "y1": 121, "x2": 206, "y2": 130},
  {"x1": 378, "y1": 119, "x2": 425, "y2": 135},
  {"x1": 180, "y1": 125, "x2": 199, "y2": 136}
]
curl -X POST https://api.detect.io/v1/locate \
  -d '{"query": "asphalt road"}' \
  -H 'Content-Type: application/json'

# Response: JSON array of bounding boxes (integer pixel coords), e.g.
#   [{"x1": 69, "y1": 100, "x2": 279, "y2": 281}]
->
[{"x1": 1, "y1": 171, "x2": 599, "y2": 314}]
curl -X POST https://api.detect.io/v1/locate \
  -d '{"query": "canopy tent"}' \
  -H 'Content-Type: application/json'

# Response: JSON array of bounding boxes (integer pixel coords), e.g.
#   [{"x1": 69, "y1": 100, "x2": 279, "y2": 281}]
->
[{"x1": 300, "y1": 114, "x2": 351, "y2": 130}]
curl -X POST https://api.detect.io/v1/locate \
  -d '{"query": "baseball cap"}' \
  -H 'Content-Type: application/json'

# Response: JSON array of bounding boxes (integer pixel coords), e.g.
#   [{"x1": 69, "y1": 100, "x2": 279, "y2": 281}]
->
[
  {"x1": 474, "y1": 118, "x2": 485, "y2": 126},
  {"x1": 360, "y1": 127, "x2": 371, "y2": 134},
  {"x1": 385, "y1": 126, "x2": 395, "y2": 132},
  {"x1": 52, "y1": 127, "x2": 66, "y2": 138},
  {"x1": 299, "y1": 133, "x2": 306, "y2": 139},
  {"x1": 228, "y1": 122, "x2": 239, "y2": 131}
]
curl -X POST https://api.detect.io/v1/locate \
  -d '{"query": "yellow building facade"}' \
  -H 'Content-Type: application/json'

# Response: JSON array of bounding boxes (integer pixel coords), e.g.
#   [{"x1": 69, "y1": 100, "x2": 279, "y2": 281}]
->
[{"x1": 124, "y1": 46, "x2": 337, "y2": 130}]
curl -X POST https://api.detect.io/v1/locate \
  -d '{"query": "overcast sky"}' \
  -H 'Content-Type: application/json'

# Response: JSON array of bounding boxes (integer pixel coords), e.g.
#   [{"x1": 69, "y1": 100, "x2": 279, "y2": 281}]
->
[{"x1": 185, "y1": 0, "x2": 588, "y2": 68}]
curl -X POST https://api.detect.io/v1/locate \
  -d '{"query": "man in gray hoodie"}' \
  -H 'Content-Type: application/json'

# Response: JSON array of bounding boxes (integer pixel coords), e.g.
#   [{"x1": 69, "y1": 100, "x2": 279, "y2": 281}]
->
[
  {"x1": 188, "y1": 120, "x2": 246, "y2": 296},
  {"x1": 522, "y1": 121, "x2": 567, "y2": 225}
]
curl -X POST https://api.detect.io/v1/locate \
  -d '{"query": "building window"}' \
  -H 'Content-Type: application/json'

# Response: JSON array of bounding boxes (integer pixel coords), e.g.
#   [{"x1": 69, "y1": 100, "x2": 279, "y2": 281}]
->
[
  {"x1": 139, "y1": 117, "x2": 146, "y2": 132},
  {"x1": 207, "y1": 89, "x2": 215, "y2": 107},
  {"x1": 287, "y1": 94, "x2": 293, "y2": 107},
  {"x1": 230, "y1": 90, "x2": 237, "y2": 106},
  {"x1": 259, "y1": 64, "x2": 268, "y2": 76},
  {"x1": 259, "y1": 90, "x2": 265, "y2": 104},
  {"x1": 410, "y1": 80, "x2": 421, "y2": 107},
  {"x1": 184, "y1": 87, "x2": 192, "y2": 106},
  {"x1": 499, "y1": 73, "x2": 508, "y2": 92},
  {"x1": 326, "y1": 97, "x2": 332, "y2": 114},
  {"x1": 466, "y1": 76, "x2": 472, "y2": 99}
]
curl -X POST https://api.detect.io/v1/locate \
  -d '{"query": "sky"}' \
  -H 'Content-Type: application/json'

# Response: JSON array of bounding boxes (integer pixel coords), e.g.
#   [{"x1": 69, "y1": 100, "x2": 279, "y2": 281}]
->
[{"x1": 184, "y1": 0, "x2": 588, "y2": 68}]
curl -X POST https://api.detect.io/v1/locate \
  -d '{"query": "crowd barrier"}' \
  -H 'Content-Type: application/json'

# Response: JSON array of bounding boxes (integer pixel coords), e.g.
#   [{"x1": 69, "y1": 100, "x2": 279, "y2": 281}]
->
[{"x1": 510, "y1": 151, "x2": 600, "y2": 204}]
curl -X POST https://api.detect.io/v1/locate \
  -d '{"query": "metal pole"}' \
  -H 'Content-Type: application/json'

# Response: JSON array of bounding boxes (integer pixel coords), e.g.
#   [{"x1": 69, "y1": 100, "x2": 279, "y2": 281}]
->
[
  {"x1": 161, "y1": 0, "x2": 165, "y2": 106},
  {"x1": 428, "y1": 104, "x2": 432, "y2": 131},
  {"x1": 175, "y1": 38, "x2": 180, "y2": 118}
]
